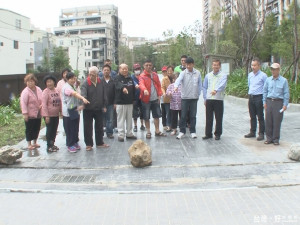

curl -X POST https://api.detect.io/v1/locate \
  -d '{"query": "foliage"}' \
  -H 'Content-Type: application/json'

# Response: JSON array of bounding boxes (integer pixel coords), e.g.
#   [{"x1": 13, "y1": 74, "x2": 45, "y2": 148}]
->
[
  {"x1": 0, "y1": 105, "x2": 16, "y2": 126},
  {"x1": 0, "y1": 115, "x2": 25, "y2": 148},
  {"x1": 50, "y1": 47, "x2": 71, "y2": 73},
  {"x1": 217, "y1": 40, "x2": 239, "y2": 57},
  {"x1": 225, "y1": 69, "x2": 248, "y2": 98},
  {"x1": 133, "y1": 43, "x2": 155, "y2": 67},
  {"x1": 9, "y1": 97, "x2": 21, "y2": 114},
  {"x1": 40, "y1": 49, "x2": 51, "y2": 72}
]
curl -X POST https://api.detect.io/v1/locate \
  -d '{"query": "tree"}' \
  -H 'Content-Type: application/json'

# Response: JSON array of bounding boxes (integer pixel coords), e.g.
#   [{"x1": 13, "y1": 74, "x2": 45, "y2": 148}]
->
[
  {"x1": 50, "y1": 47, "x2": 71, "y2": 73},
  {"x1": 39, "y1": 49, "x2": 50, "y2": 72},
  {"x1": 118, "y1": 43, "x2": 133, "y2": 70},
  {"x1": 133, "y1": 43, "x2": 155, "y2": 67}
]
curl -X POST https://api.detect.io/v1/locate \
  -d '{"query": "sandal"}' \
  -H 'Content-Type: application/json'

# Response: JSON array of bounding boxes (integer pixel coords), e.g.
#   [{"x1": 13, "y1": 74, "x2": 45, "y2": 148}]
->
[
  {"x1": 155, "y1": 131, "x2": 167, "y2": 137},
  {"x1": 97, "y1": 144, "x2": 110, "y2": 148},
  {"x1": 170, "y1": 130, "x2": 177, "y2": 136},
  {"x1": 33, "y1": 144, "x2": 40, "y2": 148},
  {"x1": 86, "y1": 146, "x2": 93, "y2": 151},
  {"x1": 264, "y1": 140, "x2": 272, "y2": 144},
  {"x1": 28, "y1": 145, "x2": 36, "y2": 150},
  {"x1": 53, "y1": 145, "x2": 59, "y2": 151},
  {"x1": 47, "y1": 147, "x2": 57, "y2": 152},
  {"x1": 146, "y1": 133, "x2": 152, "y2": 139}
]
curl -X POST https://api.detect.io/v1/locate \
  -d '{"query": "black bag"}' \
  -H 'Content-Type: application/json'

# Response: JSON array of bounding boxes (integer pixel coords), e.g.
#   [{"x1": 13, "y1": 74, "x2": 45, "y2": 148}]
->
[{"x1": 68, "y1": 107, "x2": 79, "y2": 120}]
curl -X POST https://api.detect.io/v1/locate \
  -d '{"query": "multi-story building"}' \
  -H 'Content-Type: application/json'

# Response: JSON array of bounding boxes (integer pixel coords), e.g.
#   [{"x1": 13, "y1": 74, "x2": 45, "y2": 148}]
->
[
  {"x1": 0, "y1": 8, "x2": 31, "y2": 75},
  {"x1": 53, "y1": 5, "x2": 122, "y2": 77}
]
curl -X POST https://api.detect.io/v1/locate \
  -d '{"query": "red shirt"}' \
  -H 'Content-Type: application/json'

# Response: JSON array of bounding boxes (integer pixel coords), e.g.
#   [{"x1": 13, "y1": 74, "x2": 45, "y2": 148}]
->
[{"x1": 138, "y1": 70, "x2": 162, "y2": 103}]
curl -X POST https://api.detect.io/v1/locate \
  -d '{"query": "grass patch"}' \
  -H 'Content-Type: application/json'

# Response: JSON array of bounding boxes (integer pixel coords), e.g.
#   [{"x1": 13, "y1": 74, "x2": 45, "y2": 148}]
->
[{"x1": 0, "y1": 115, "x2": 25, "y2": 148}]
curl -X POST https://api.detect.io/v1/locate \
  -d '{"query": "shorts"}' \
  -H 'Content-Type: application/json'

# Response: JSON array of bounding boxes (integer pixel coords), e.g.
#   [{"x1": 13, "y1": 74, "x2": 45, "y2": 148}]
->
[
  {"x1": 142, "y1": 99, "x2": 162, "y2": 120},
  {"x1": 133, "y1": 100, "x2": 143, "y2": 119}
]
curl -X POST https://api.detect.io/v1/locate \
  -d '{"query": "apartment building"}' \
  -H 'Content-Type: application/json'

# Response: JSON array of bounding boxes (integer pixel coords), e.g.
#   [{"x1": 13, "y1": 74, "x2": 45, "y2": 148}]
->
[
  {"x1": 53, "y1": 5, "x2": 122, "y2": 77},
  {"x1": 0, "y1": 8, "x2": 31, "y2": 75}
]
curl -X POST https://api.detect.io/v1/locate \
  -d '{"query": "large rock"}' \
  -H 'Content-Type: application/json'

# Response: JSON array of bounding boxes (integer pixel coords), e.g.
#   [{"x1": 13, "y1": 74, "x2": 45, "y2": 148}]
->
[
  {"x1": 128, "y1": 140, "x2": 152, "y2": 168},
  {"x1": 0, "y1": 146, "x2": 23, "y2": 165},
  {"x1": 288, "y1": 144, "x2": 300, "y2": 161}
]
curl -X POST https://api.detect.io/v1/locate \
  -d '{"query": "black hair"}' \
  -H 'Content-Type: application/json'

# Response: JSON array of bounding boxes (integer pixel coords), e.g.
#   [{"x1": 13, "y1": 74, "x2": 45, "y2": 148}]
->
[
  {"x1": 144, "y1": 59, "x2": 152, "y2": 64},
  {"x1": 103, "y1": 64, "x2": 111, "y2": 71},
  {"x1": 66, "y1": 72, "x2": 75, "y2": 80},
  {"x1": 181, "y1": 55, "x2": 188, "y2": 59},
  {"x1": 252, "y1": 57, "x2": 261, "y2": 65},
  {"x1": 212, "y1": 59, "x2": 221, "y2": 66},
  {"x1": 43, "y1": 74, "x2": 57, "y2": 86},
  {"x1": 61, "y1": 68, "x2": 71, "y2": 77},
  {"x1": 185, "y1": 57, "x2": 194, "y2": 64}
]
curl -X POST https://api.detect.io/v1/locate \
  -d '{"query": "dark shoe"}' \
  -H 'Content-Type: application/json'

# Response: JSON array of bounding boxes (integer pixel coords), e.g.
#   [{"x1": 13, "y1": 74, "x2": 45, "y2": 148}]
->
[
  {"x1": 118, "y1": 136, "x2": 124, "y2": 142},
  {"x1": 244, "y1": 133, "x2": 256, "y2": 138},
  {"x1": 264, "y1": 140, "x2": 272, "y2": 144},
  {"x1": 107, "y1": 134, "x2": 114, "y2": 139},
  {"x1": 215, "y1": 136, "x2": 220, "y2": 140},
  {"x1": 126, "y1": 135, "x2": 137, "y2": 140},
  {"x1": 273, "y1": 141, "x2": 279, "y2": 145},
  {"x1": 133, "y1": 126, "x2": 137, "y2": 132},
  {"x1": 202, "y1": 136, "x2": 212, "y2": 140},
  {"x1": 140, "y1": 125, "x2": 145, "y2": 131},
  {"x1": 257, "y1": 134, "x2": 264, "y2": 141}
]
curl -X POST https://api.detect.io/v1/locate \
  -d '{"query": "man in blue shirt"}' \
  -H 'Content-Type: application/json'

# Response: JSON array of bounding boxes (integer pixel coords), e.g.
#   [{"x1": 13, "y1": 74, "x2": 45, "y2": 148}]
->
[
  {"x1": 244, "y1": 58, "x2": 267, "y2": 141},
  {"x1": 98, "y1": 59, "x2": 117, "y2": 80},
  {"x1": 263, "y1": 63, "x2": 289, "y2": 145}
]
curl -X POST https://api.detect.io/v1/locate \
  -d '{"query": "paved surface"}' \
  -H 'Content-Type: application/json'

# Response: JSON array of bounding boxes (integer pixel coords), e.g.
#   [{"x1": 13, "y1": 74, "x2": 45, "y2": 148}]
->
[{"x1": 0, "y1": 96, "x2": 300, "y2": 224}]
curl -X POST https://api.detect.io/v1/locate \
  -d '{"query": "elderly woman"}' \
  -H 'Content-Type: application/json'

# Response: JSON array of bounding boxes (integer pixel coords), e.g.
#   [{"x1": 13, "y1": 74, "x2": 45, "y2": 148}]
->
[
  {"x1": 41, "y1": 75, "x2": 61, "y2": 152},
  {"x1": 62, "y1": 72, "x2": 90, "y2": 153},
  {"x1": 20, "y1": 74, "x2": 42, "y2": 150}
]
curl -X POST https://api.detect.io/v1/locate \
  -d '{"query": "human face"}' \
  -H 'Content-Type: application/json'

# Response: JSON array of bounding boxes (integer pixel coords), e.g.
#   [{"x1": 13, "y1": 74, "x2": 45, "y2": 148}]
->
[
  {"x1": 67, "y1": 77, "x2": 76, "y2": 86},
  {"x1": 119, "y1": 65, "x2": 129, "y2": 77},
  {"x1": 26, "y1": 79, "x2": 36, "y2": 90},
  {"x1": 167, "y1": 67, "x2": 174, "y2": 77},
  {"x1": 103, "y1": 67, "x2": 111, "y2": 78},
  {"x1": 162, "y1": 70, "x2": 167, "y2": 76},
  {"x1": 251, "y1": 61, "x2": 260, "y2": 74},
  {"x1": 186, "y1": 63, "x2": 194, "y2": 72},
  {"x1": 212, "y1": 62, "x2": 221, "y2": 74},
  {"x1": 271, "y1": 68, "x2": 280, "y2": 78},
  {"x1": 134, "y1": 69, "x2": 141, "y2": 76},
  {"x1": 89, "y1": 71, "x2": 98, "y2": 82},
  {"x1": 144, "y1": 62, "x2": 153, "y2": 73},
  {"x1": 181, "y1": 58, "x2": 187, "y2": 67},
  {"x1": 46, "y1": 79, "x2": 55, "y2": 90}
]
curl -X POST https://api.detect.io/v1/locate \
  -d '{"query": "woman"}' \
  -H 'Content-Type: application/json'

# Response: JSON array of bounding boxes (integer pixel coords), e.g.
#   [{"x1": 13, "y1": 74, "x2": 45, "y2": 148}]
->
[
  {"x1": 56, "y1": 68, "x2": 71, "y2": 98},
  {"x1": 20, "y1": 74, "x2": 42, "y2": 150},
  {"x1": 62, "y1": 72, "x2": 90, "y2": 153},
  {"x1": 161, "y1": 66, "x2": 173, "y2": 132},
  {"x1": 41, "y1": 75, "x2": 61, "y2": 152},
  {"x1": 166, "y1": 73, "x2": 182, "y2": 135}
]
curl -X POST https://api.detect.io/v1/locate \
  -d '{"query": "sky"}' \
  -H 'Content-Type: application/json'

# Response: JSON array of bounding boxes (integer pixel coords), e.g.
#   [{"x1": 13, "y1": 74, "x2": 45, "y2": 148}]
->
[{"x1": 1, "y1": 0, "x2": 203, "y2": 40}]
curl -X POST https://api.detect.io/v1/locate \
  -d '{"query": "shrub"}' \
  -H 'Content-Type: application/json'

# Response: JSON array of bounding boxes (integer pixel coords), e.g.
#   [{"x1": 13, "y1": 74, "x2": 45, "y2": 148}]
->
[
  {"x1": 10, "y1": 97, "x2": 21, "y2": 114},
  {"x1": 0, "y1": 105, "x2": 16, "y2": 126},
  {"x1": 226, "y1": 69, "x2": 248, "y2": 98}
]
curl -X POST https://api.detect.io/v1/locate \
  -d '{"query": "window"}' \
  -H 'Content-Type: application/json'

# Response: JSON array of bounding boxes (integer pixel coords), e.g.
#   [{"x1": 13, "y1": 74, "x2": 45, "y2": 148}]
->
[
  {"x1": 15, "y1": 19, "x2": 21, "y2": 30},
  {"x1": 0, "y1": 42, "x2": 3, "y2": 46},
  {"x1": 88, "y1": 41, "x2": 90, "y2": 45},
  {"x1": 60, "y1": 40, "x2": 64, "y2": 46},
  {"x1": 71, "y1": 40, "x2": 74, "y2": 45},
  {"x1": 88, "y1": 52, "x2": 90, "y2": 56},
  {"x1": 14, "y1": 40, "x2": 19, "y2": 49}
]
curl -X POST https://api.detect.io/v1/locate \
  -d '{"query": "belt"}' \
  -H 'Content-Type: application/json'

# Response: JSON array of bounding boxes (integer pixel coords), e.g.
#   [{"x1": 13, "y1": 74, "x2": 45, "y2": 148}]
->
[
  {"x1": 249, "y1": 94, "x2": 262, "y2": 98},
  {"x1": 267, "y1": 98, "x2": 283, "y2": 101}
]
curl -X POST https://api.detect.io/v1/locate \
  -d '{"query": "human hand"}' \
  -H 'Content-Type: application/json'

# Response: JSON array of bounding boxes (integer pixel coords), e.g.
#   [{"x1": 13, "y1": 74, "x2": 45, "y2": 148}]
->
[
  {"x1": 123, "y1": 88, "x2": 128, "y2": 94},
  {"x1": 144, "y1": 90, "x2": 149, "y2": 96}
]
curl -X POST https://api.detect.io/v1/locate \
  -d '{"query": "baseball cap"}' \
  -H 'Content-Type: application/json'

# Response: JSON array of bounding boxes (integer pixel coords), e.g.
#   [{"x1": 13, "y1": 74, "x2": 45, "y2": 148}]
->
[
  {"x1": 270, "y1": 63, "x2": 280, "y2": 69},
  {"x1": 133, "y1": 63, "x2": 141, "y2": 70},
  {"x1": 161, "y1": 66, "x2": 168, "y2": 71}
]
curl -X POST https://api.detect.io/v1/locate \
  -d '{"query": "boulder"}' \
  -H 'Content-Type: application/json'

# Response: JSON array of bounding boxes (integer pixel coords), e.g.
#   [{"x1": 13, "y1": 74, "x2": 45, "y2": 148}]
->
[
  {"x1": 288, "y1": 144, "x2": 300, "y2": 161},
  {"x1": 128, "y1": 140, "x2": 152, "y2": 168},
  {"x1": 0, "y1": 146, "x2": 23, "y2": 165}
]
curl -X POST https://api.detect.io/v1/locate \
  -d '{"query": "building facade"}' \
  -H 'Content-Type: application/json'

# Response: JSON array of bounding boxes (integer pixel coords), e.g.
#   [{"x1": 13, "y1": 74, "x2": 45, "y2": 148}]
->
[
  {"x1": 0, "y1": 8, "x2": 31, "y2": 75},
  {"x1": 53, "y1": 5, "x2": 122, "y2": 77}
]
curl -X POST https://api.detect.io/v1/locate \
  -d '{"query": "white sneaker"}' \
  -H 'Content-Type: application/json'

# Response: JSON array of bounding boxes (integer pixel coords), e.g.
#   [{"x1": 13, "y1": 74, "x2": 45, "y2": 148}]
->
[
  {"x1": 176, "y1": 132, "x2": 185, "y2": 139},
  {"x1": 191, "y1": 133, "x2": 197, "y2": 139}
]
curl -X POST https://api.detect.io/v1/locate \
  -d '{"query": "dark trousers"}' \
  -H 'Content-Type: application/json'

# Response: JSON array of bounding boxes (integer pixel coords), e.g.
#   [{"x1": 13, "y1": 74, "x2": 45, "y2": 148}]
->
[
  {"x1": 265, "y1": 98, "x2": 284, "y2": 142},
  {"x1": 248, "y1": 94, "x2": 265, "y2": 134},
  {"x1": 104, "y1": 105, "x2": 114, "y2": 135},
  {"x1": 45, "y1": 117, "x2": 59, "y2": 147},
  {"x1": 63, "y1": 116, "x2": 79, "y2": 147},
  {"x1": 170, "y1": 109, "x2": 181, "y2": 130},
  {"x1": 180, "y1": 99, "x2": 198, "y2": 134},
  {"x1": 83, "y1": 109, "x2": 104, "y2": 147},
  {"x1": 205, "y1": 100, "x2": 224, "y2": 137},
  {"x1": 161, "y1": 103, "x2": 167, "y2": 126},
  {"x1": 161, "y1": 103, "x2": 171, "y2": 127},
  {"x1": 25, "y1": 118, "x2": 41, "y2": 141}
]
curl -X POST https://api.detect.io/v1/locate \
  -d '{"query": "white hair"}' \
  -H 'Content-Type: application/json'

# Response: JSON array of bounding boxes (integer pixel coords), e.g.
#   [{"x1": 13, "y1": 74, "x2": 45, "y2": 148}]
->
[{"x1": 89, "y1": 66, "x2": 99, "y2": 74}]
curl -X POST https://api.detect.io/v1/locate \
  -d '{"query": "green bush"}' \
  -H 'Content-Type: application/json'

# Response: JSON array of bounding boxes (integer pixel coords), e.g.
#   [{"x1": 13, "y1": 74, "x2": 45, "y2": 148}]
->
[
  {"x1": 0, "y1": 105, "x2": 16, "y2": 126},
  {"x1": 10, "y1": 97, "x2": 21, "y2": 114},
  {"x1": 226, "y1": 69, "x2": 248, "y2": 98}
]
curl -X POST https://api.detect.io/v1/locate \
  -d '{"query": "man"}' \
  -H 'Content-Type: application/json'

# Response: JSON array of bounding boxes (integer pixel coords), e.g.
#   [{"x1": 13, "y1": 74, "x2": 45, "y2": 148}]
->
[
  {"x1": 174, "y1": 55, "x2": 187, "y2": 75},
  {"x1": 114, "y1": 64, "x2": 137, "y2": 142},
  {"x1": 80, "y1": 66, "x2": 109, "y2": 151},
  {"x1": 139, "y1": 60, "x2": 166, "y2": 139},
  {"x1": 244, "y1": 58, "x2": 268, "y2": 141},
  {"x1": 102, "y1": 64, "x2": 115, "y2": 139},
  {"x1": 99, "y1": 59, "x2": 117, "y2": 80},
  {"x1": 131, "y1": 63, "x2": 145, "y2": 132},
  {"x1": 202, "y1": 59, "x2": 228, "y2": 141},
  {"x1": 174, "y1": 57, "x2": 202, "y2": 139},
  {"x1": 263, "y1": 63, "x2": 289, "y2": 145}
]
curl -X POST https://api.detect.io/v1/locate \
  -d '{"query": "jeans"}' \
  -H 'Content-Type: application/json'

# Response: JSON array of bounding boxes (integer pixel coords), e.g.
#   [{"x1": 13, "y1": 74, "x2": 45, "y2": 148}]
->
[
  {"x1": 104, "y1": 104, "x2": 114, "y2": 135},
  {"x1": 248, "y1": 95, "x2": 265, "y2": 134},
  {"x1": 179, "y1": 99, "x2": 198, "y2": 134}
]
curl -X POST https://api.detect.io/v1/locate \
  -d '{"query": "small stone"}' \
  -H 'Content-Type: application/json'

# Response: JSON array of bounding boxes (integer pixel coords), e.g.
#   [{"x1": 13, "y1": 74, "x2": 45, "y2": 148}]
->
[
  {"x1": 128, "y1": 140, "x2": 152, "y2": 168},
  {"x1": 288, "y1": 144, "x2": 300, "y2": 161},
  {"x1": 0, "y1": 146, "x2": 23, "y2": 165}
]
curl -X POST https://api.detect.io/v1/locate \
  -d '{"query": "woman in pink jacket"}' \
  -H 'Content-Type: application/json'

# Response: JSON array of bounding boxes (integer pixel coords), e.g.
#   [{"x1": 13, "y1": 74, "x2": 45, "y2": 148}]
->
[
  {"x1": 20, "y1": 74, "x2": 42, "y2": 150},
  {"x1": 42, "y1": 75, "x2": 61, "y2": 152}
]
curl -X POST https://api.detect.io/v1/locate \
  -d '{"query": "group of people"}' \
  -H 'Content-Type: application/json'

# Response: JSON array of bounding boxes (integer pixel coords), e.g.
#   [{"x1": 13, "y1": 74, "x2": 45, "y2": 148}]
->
[{"x1": 20, "y1": 56, "x2": 289, "y2": 154}]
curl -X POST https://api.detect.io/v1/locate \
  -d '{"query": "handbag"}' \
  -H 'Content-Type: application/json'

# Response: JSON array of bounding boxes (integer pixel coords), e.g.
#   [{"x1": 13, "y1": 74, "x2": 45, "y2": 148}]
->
[{"x1": 68, "y1": 107, "x2": 79, "y2": 120}]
